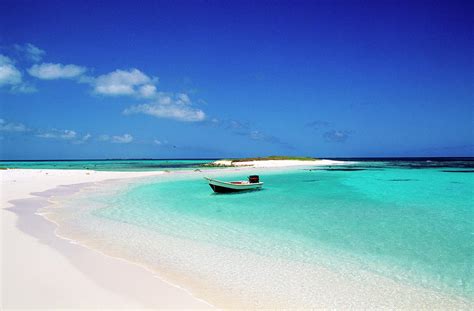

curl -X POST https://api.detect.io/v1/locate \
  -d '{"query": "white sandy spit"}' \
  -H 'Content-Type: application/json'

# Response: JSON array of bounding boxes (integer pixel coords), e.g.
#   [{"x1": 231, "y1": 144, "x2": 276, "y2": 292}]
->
[
  {"x1": 0, "y1": 169, "x2": 211, "y2": 309},
  {"x1": 212, "y1": 159, "x2": 347, "y2": 167}
]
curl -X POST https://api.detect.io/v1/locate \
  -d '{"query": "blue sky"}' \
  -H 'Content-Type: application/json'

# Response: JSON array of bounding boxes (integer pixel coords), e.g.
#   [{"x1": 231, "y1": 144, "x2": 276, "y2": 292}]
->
[{"x1": 1, "y1": 0, "x2": 472, "y2": 159}]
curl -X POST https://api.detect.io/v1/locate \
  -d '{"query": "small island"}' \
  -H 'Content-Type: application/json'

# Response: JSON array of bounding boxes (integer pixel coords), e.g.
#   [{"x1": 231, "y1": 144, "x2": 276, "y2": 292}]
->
[{"x1": 203, "y1": 156, "x2": 343, "y2": 168}]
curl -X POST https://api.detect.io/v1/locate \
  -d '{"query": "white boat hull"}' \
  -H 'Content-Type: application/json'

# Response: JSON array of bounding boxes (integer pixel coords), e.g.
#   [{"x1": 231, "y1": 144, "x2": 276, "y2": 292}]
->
[{"x1": 204, "y1": 177, "x2": 263, "y2": 193}]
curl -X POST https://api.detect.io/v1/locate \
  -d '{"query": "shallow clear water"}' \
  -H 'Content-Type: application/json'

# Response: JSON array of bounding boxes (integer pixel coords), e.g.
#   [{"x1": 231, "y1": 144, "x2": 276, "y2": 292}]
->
[{"x1": 44, "y1": 160, "x2": 474, "y2": 305}]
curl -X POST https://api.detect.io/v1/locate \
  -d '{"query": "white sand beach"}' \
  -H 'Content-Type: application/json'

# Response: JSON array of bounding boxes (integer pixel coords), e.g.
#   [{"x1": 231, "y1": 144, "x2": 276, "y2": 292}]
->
[{"x1": 0, "y1": 169, "x2": 211, "y2": 309}]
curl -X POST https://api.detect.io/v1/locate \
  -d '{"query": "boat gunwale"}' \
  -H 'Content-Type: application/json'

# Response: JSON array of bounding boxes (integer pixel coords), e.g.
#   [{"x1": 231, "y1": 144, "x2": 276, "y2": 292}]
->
[{"x1": 204, "y1": 177, "x2": 264, "y2": 188}]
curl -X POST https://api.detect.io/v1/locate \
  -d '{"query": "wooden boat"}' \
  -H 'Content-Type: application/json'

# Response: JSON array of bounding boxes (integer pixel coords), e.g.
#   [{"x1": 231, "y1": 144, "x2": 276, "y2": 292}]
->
[{"x1": 204, "y1": 175, "x2": 263, "y2": 193}]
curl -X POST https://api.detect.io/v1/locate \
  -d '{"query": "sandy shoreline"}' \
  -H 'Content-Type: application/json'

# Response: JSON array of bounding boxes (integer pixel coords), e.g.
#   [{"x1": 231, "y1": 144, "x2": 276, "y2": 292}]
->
[
  {"x1": 1, "y1": 164, "x2": 472, "y2": 309},
  {"x1": 1, "y1": 169, "x2": 211, "y2": 309}
]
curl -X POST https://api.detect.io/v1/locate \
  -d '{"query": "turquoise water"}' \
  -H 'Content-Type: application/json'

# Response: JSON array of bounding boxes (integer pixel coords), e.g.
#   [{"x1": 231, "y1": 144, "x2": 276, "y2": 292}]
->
[
  {"x1": 45, "y1": 160, "x2": 474, "y2": 304},
  {"x1": 0, "y1": 159, "x2": 212, "y2": 171}
]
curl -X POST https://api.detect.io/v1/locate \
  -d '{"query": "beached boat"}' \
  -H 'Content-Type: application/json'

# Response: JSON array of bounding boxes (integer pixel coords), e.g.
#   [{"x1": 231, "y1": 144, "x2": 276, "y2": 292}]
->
[{"x1": 204, "y1": 175, "x2": 263, "y2": 193}]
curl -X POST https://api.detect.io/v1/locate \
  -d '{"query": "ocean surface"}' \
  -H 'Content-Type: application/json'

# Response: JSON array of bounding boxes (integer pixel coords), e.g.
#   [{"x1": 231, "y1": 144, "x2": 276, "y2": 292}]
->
[
  {"x1": 0, "y1": 159, "x2": 213, "y2": 171},
  {"x1": 37, "y1": 158, "x2": 473, "y2": 306}
]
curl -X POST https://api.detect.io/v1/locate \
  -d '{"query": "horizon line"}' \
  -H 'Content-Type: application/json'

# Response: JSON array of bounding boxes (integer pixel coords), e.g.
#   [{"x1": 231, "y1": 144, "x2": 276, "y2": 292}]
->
[{"x1": 1, "y1": 156, "x2": 473, "y2": 162}]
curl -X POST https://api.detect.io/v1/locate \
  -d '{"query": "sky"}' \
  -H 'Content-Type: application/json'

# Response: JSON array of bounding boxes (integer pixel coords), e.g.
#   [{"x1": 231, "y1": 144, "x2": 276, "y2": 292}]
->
[{"x1": 0, "y1": 0, "x2": 473, "y2": 159}]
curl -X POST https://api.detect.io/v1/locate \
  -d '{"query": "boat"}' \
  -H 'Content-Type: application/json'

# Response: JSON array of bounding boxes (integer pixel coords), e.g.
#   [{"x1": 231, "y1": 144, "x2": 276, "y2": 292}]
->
[{"x1": 204, "y1": 175, "x2": 263, "y2": 193}]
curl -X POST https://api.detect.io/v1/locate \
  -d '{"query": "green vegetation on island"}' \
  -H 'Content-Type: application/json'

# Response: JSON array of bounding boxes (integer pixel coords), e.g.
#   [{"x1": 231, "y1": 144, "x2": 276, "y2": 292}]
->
[
  {"x1": 202, "y1": 156, "x2": 318, "y2": 167},
  {"x1": 231, "y1": 156, "x2": 316, "y2": 162}
]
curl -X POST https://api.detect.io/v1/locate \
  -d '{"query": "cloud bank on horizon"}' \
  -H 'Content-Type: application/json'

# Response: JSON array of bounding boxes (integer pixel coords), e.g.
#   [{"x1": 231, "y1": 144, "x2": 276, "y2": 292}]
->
[{"x1": 28, "y1": 63, "x2": 87, "y2": 80}]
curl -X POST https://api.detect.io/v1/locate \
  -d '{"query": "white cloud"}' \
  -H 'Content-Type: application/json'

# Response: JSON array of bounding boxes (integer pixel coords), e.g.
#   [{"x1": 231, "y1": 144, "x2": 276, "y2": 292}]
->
[
  {"x1": 154, "y1": 139, "x2": 172, "y2": 147},
  {"x1": 248, "y1": 130, "x2": 265, "y2": 140},
  {"x1": 138, "y1": 84, "x2": 157, "y2": 98},
  {"x1": 10, "y1": 83, "x2": 37, "y2": 93},
  {"x1": 15, "y1": 43, "x2": 46, "y2": 62},
  {"x1": 61, "y1": 130, "x2": 77, "y2": 139},
  {"x1": 0, "y1": 55, "x2": 13, "y2": 65},
  {"x1": 97, "y1": 133, "x2": 133, "y2": 143},
  {"x1": 323, "y1": 130, "x2": 351, "y2": 142},
  {"x1": 28, "y1": 63, "x2": 87, "y2": 80},
  {"x1": 123, "y1": 93, "x2": 205, "y2": 122},
  {"x1": 0, "y1": 119, "x2": 94, "y2": 144},
  {"x1": 0, "y1": 55, "x2": 37, "y2": 93},
  {"x1": 176, "y1": 93, "x2": 190, "y2": 105},
  {"x1": 0, "y1": 119, "x2": 28, "y2": 132},
  {"x1": 5, "y1": 46, "x2": 208, "y2": 123},
  {"x1": 124, "y1": 103, "x2": 205, "y2": 122},
  {"x1": 111, "y1": 134, "x2": 133, "y2": 144},
  {"x1": 73, "y1": 133, "x2": 92, "y2": 144},
  {"x1": 36, "y1": 129, "x2": 77, "y2": 140},
  {"x1": 94, "y1": 69, "x2": 157, "y2": 97},
  {"x1": 0, "y1": 55, "x2": 22, "y2": 86}
]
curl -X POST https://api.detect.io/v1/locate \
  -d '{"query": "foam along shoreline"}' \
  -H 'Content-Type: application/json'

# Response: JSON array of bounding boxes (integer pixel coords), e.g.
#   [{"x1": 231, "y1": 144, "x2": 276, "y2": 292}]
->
[
  {"x1": 1, "y1": 169, "x2": 211, "y2": 309},
  {"x1": 211, "y1": 158, "x2": 348, "y2": 167}
]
